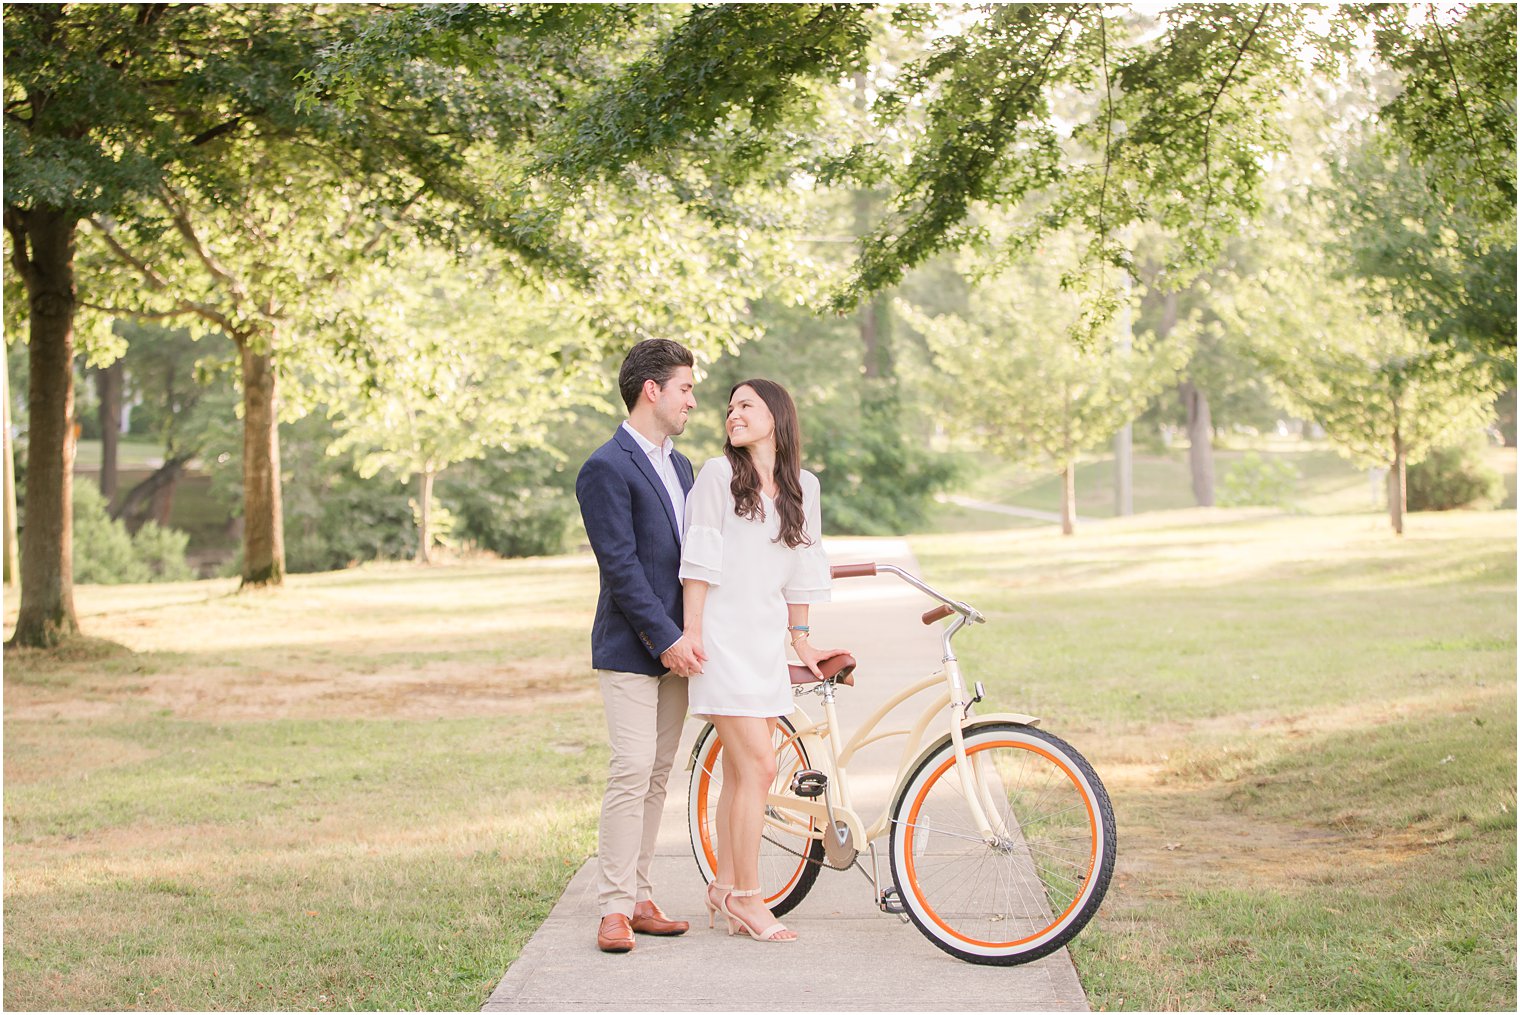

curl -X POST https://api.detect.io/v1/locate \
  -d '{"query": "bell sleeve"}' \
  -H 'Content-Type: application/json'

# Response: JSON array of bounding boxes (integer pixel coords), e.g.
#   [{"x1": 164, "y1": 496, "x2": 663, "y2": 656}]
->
[
  {"x1": 784, "y1": 471, "x2": 831, "y2": 604},
  {"x1": 679, "y1": 459, "x2": 728, "y2": 587}
]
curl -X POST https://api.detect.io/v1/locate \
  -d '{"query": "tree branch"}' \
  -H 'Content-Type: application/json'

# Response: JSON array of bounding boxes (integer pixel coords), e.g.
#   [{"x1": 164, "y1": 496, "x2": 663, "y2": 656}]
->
[
  {"x1": 1096, "y1": 10, "x2": 1115, "y2": 255},
  {"x1": 360, "y1": 184, "x2": 428, "y2": 257},
  {"x1": 1430, "y1": 10, "x2": 1498, "y2": 194},
  {"x1": 87, "y1": 216, "x2": 174, "y2": 291},
  {"x1": 78, "y1": 301, "x2": 190, "y2": 322},
  {"x1": 80, "y1": 296, "x2": 237, "y2": 335},
  {"x1": 876, "y1": 6, "x2": 1080, "y2": 270},
  {"x1": 84, "y1": 217, "x2": 242, "y2": 333},
  {"x1": 1200, "y1": 7, "x2": 1269, "y2": 212},
  {"x1": 4, "y1": 207, "x2": 37, "y2": 292},
  {"x1": 189, "y1": 115, "x2": 247, "y2": 147},
  {"x1": 156, "y1": 184, "x2": 249, "y2": 302}
]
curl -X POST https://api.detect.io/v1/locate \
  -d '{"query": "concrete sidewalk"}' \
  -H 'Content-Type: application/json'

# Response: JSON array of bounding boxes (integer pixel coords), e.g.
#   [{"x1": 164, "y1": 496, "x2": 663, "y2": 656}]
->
[{"x1": 484, "y1": 539, "x2": 1090, "y2": 1012}]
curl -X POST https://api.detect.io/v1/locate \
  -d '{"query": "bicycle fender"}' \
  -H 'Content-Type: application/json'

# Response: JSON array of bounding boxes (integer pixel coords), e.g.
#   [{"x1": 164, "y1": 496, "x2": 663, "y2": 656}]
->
[
  {"x1": 886, "y1": 715, "x2": 1042, "y2": 811},
  {"x1": 970, "y1": 710, "x2": 1041, "y2": 729}
]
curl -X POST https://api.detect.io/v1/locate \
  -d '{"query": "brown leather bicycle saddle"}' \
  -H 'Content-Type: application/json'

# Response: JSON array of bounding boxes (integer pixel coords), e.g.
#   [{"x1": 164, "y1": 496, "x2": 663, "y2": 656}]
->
[{"x1": 788, "y1": 652, "x2": 857, "y2": 687}]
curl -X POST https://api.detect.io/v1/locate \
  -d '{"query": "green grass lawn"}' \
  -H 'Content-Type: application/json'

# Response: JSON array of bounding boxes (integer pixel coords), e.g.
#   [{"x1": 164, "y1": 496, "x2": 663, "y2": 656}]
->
[
  {"x1": 71, "y1": 438, "x2": 170, "y2": 472},
  {"x1": 4, "y1": 557, "x2": 607, "y2": 1012},
  {"x1": 4, "y1": 509, "x2": 1515, "y2": 1010},
  {"x1": 911, "y1": 509, "x2": 1516, "y2": 1011}
]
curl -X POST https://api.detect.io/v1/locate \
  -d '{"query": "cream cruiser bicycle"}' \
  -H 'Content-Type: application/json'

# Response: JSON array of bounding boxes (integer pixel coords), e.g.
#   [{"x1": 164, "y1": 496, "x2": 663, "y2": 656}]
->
[{"x1": 687, "y1": 561, "x2": 1116, "y2": 965}]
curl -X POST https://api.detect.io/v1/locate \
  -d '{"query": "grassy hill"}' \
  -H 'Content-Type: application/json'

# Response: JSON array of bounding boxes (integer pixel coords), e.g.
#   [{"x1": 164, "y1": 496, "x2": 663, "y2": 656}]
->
[{"x1": 932, "y1": 443, "x2": 1517, "y2": 533}]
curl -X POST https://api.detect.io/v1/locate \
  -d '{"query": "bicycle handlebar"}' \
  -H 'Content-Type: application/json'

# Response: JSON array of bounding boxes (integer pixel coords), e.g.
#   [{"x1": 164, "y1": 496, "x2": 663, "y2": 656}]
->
[
  {"x1": 921, "y1": 604, "x2": 955, "y2": 625},
  {"x1": 829, "y1": 562, "x2": 984, "y2": 627}
]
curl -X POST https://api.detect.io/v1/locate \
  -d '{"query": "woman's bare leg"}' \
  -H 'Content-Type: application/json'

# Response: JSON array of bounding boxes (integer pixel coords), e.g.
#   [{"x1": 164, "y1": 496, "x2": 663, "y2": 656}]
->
[{"x1": 709, "y1": 714, "x2": 796, "y2": 940}]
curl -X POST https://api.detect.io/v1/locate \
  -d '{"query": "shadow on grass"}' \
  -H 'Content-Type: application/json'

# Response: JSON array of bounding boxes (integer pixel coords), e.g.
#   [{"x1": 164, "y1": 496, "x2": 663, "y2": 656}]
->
[{"x1": 4, "y1": 636, "x2": 135, "y2": 665}]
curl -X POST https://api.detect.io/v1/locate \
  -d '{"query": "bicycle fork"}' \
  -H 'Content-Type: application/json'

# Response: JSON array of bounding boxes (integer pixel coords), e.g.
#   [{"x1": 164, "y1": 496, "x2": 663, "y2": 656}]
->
[{"x1": 944, "y1": 659, "x2": 1013, "y2": 844}]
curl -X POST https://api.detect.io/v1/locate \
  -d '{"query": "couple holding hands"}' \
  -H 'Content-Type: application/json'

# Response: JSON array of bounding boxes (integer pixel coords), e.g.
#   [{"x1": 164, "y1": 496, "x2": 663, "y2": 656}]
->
[{"x1": 576, "y1": 339, "x2": 847, "y2": 952}]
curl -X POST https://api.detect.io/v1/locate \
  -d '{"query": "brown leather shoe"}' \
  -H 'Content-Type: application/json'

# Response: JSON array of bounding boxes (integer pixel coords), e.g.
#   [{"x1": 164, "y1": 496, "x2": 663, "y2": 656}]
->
[
  {"x1": 597, "y1": 913, "x2": 635, "y2": 953},
  {"x1": 630, "y1": 899, "x2": 689, "y2": 936}
]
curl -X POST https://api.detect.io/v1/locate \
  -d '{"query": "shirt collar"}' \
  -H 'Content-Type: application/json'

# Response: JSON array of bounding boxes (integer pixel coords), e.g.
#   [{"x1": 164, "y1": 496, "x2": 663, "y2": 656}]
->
[{"x1": 621, "y1": 419, "x2": 674, "y2": 459}]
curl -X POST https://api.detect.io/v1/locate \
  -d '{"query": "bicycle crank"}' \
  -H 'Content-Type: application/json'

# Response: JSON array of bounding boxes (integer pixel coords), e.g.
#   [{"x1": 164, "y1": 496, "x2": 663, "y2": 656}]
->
[{"x1": 824, "y1": 820, "x2": 857, "y2": 869}]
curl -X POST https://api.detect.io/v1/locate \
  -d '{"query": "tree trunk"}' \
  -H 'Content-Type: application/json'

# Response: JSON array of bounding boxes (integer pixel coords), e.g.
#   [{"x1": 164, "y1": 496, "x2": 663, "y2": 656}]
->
[
  {"x1": 151, "y1": 473, "x2": 177, "y2": 528},
  {"x1": 112, "y1": 455, "x2": 189, "y2": 534},
  {"x1": 1388, "y1": 417, "x2": 1406, "y2": 536},
  {"x1": 3, "y1": 338, "x2": 19, "y2": 589},
  {"x1": 415, "y1": 470, "x2": 434, "y2": 564},
  {"x1": 95, "y1": 360, "x2": 123, "y2": 502},
  {"x1": 9, "y1": 208, "x2": 81, "y2": 646},
  {"x1": 1180, "y1": 380, "x2": 1216, "y2": 506},
  {"x1": 238, "y1": 338, "x2": 284, "y2": 587},
  {"x1": 1061, "y1": 461, "x2": 1076, "y2": 536}
]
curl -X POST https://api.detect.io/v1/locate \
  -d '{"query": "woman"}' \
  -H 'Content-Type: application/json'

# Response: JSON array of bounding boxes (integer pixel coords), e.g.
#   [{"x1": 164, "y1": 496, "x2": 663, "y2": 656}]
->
[{"x1": 679, "y1": 378, "x2": 844, "y2": 943}]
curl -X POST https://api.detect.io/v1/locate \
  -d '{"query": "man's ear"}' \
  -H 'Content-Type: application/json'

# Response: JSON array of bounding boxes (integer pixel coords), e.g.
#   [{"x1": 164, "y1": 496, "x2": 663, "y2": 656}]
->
[{"x1": 642, "y1": 378, "x2": 661, "y2": 404}]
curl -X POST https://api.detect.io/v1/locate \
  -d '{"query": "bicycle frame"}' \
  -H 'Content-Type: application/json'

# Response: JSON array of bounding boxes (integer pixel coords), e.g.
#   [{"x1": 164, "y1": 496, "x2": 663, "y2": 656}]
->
[{"x1": 759, "y1": 564, "x2": 1041, "y2": 855}]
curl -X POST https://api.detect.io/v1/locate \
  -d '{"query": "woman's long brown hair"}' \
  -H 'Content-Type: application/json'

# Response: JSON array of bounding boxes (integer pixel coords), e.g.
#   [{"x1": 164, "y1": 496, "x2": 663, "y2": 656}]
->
[{"x1": 724, "y1": 378, "x2": 811, "y2": 549}]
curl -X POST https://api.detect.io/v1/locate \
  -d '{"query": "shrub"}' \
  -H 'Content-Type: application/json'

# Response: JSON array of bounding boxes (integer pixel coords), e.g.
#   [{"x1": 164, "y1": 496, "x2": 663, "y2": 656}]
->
[
  {"x1": 1407, "y1": 441, "x2": 1504, "y2": 511},
  {"x1": 283, "y1": 472, "x2": 414, "y2": 573},
  {"x1": 442, "y1": 448, "x2": 574, "y2": 558},
  {"x1": 1218, "y1": 453, "x2": 1299, "y2": 508},
  {"x1": 72, "y1": 483, "x2": 193, "y2": 584},
  {"x1": 73, "y1": 483, "x2": 146, "y2": 584},
  {"x1": 130, "y1": 521, "x2": 195, "y2": 581}
]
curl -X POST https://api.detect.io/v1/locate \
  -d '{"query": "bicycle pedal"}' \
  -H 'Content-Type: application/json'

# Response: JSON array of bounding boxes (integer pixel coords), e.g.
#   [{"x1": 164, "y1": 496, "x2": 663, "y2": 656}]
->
[
  {"x1": 789, "y1": 769, "x2": 827, "y2": 798},
  {"x1": 879, "y1": 885, "x2": 907, "y2": 915}
]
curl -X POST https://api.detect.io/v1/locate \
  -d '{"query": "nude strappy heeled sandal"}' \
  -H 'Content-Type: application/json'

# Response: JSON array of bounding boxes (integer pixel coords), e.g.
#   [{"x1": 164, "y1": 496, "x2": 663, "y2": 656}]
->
[
  {"x1": 720, "y1": 887, "x2": 795, "y2": 942},
  {"x1": 704, "y1": 881, "x2": 733, "y2": 930}
]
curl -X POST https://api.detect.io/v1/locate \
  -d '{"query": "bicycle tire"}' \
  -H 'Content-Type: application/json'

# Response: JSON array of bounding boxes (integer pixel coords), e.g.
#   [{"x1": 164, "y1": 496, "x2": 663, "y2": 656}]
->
[
  {"x1": 688, "y1": 715, "x2": 825, "y2": 917},
  {"x1": 888, "y1": 721, "x2": 1116, "y2": 965}
]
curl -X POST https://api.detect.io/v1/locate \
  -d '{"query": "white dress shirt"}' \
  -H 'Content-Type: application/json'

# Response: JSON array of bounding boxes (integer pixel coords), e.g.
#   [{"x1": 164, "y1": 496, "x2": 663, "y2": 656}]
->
[{"x1": 621, "y1": 420, "x2": 687, "y2": 541}]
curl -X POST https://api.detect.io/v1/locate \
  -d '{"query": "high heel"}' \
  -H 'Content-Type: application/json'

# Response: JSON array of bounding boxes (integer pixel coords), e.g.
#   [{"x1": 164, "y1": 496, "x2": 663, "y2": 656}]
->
[
  {"x1": 704, "y1": 881, "x2": 733, "y2": 930},
  {"x1": 721, "y1": 888, "x2": 795, "y2": 942}
]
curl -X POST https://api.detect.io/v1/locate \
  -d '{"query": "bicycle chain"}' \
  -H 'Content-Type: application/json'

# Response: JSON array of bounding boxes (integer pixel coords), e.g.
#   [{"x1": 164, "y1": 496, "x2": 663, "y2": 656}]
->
[{"x1": 761, "y1": 831, "x2": 876, "y2": 886}]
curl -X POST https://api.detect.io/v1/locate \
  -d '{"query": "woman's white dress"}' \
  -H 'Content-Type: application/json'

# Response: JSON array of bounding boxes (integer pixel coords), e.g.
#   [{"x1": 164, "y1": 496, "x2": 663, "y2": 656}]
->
[{"x1": 679, "y1": 456, "x2": 831, "y2": 718}]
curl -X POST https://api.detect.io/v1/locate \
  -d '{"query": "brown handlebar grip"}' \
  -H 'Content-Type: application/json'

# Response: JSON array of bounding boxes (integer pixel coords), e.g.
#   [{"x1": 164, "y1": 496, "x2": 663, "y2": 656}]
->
[
  {"x1": 922, "y1": 604, "x2": 955, "y2": 625},
  {"x1": 830, "y1": 563, "x2": 878, "y2": 579}
]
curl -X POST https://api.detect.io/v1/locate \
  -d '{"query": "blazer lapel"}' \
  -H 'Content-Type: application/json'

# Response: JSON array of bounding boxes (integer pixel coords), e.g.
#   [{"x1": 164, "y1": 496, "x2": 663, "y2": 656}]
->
[{"x1": 614, "y1": 426, "x2": 682, "y2": 543}]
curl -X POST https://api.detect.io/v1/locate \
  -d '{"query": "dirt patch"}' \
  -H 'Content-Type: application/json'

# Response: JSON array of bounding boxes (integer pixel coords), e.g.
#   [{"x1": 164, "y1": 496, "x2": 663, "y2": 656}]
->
[
  {"x1": 1108, "y1": 794, "x2": 1434, "y2": 901},
  {"x1": 2, "y1": 733, "x2": 161, "y2": 785},
  {"x1": 4, "y1": 658, "x2": 599, "y2": 722},
  {"x1": 1093, "y1": 731, "x2": 1451, "y2": 928}
]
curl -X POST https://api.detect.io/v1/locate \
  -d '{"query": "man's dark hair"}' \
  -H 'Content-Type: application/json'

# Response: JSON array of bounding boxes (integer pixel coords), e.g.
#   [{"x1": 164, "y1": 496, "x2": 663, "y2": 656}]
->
[{"x1": 618, "y1": 339, "x2": 695, "y2": 411}]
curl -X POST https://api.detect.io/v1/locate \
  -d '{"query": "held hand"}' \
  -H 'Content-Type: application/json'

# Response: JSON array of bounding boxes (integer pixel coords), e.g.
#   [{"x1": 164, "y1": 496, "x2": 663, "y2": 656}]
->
[
  {"x1": 795, "y1": 639, "x2": 848, "y2": 679},
  {"x1": 661, "y1": 634, "x2": 706, "y2": 677}
]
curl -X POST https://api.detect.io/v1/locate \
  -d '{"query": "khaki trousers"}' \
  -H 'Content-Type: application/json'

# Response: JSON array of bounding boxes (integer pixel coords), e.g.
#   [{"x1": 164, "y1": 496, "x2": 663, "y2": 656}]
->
[{"x1": 595, "y1": 668, "x2": 689, "y2": 919}]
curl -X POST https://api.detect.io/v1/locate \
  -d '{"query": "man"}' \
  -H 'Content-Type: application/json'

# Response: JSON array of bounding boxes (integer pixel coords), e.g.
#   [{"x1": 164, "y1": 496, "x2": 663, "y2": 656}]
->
[{"x1": 575, "y1": 338, "x2": 705, "y2": 954}]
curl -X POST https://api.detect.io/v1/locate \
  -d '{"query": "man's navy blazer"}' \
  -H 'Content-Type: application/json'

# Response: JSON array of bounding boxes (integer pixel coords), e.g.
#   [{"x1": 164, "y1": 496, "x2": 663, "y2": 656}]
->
[{"x1": 576, "y1": 426, "x2": 696, "y2": 675}]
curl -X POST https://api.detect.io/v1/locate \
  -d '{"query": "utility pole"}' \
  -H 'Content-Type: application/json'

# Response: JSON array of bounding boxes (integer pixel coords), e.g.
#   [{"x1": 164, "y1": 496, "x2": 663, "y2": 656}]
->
[{"x1": 3, "y1": 345, "x2": 19, "y2": 588}]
